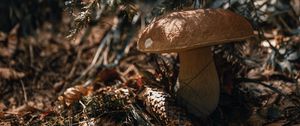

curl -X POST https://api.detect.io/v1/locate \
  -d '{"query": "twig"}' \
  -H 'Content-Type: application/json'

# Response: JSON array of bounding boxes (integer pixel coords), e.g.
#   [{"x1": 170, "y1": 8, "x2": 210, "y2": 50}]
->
[
  {"x1": 249, "y1": 0, "x2": 282, "y2": 58},
  {"x1": 103, "y1": 43, "x2": 110, "y2": 65},
  {"x1": 91, "y1": 30, "x2": 112, "y2": 66},
  {"x1": 71, "y1": 29, "x2": 112, "y2": 86},
  {"x1": 20, "y1": 80, "x2": 27, "y2": 102},
  {"x1": 236, "y1": 77, "x2": 286, "y2": 96},
  {"x1": 29, "y1": 44, "x2": 34, "y2": 67},
  {"x1": 278, "y1": 16, "x2": 293, "y2": 33},
  {"x1": 236, "y1": 78, "x2": 300, "y2": 109},
  {"x1": 130, "y1": 104, "x2": 154, "y2": 126},
  {"x1": 71, "y1": 5, "x2": 140, "y2": 88}
]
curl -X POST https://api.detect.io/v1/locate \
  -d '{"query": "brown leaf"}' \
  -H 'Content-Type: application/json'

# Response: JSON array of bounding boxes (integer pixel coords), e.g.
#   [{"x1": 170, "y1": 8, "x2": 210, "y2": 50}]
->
[
  {"x1": 0, "y1": 67, "x2": 25, "y2": 80},
  {"x1": 0, "y1": 102, "x2": 7, "y2": 111},
  {"x1": 0, "y1": 31, "x2": 7, "y2": 41},
  {"x1": 96, "y1": 68, "x2": 120, "y2": 84},
  {"x1": 6, "y1": 104, "x2": 38, "y2": 116},
  {"x1": 291, "y1": 0, "x2": 300, "y2": 16},
  {"x1": 60, "y1": 85, "x2": 90, "y2": 106},
  {"x1": 246, "y1": 113, "x2": 266, "y2": 126},
  {"x1": 0, "y1": 24, "x2": 19, "y2": 57},
  {"x1": 53, "y1": 81, "x2": 65, "y2": 92},
  {"x1": 0, "y1": 121, "x2": 11, "y2": 126}
]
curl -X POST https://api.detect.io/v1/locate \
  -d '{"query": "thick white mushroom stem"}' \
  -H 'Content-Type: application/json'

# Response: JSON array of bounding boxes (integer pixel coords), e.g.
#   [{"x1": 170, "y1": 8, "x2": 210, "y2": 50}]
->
[{"x1": 177, "y1": 46, "x2": 220, "y2": 117}]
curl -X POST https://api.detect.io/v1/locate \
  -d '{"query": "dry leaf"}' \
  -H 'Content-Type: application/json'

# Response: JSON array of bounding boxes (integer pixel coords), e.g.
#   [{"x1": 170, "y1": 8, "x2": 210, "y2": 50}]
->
[
  {"x1": 246, "y1": 113, "x2": 266, "y2": 126},
  {"x1": 59, "y1": 85, "x2": 91, "y2": 106},
  {"x1": 0, "y1": 24, "x2": 19, "y2": 57},
  {"x1": 291, "y1": 0, "x2": 300, "y2": 16},
  {"x1": 0, "y1": 31, "x2": 7, "y2": 41},
  {"x1": 0, "y1": 67, "x2": 25, "y2": 80},
  {"x1": 6, "y1": 104, "x2": 38, "y2": 116},
  {"x1": 0, "y1": 102, "x2": 7, "y2": 111}
]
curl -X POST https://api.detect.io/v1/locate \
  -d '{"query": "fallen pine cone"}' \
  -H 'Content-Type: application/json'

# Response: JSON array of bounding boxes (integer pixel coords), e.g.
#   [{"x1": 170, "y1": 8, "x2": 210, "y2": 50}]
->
[{"x1": 138, "y1": 86, "x2": 192, "y2": 126}]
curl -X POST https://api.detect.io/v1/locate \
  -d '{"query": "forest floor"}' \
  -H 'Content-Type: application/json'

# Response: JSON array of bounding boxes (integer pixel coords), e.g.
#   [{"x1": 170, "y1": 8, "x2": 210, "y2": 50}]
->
[{"x1": 1, "y1": 1, "x2": 300, "y2": 125}]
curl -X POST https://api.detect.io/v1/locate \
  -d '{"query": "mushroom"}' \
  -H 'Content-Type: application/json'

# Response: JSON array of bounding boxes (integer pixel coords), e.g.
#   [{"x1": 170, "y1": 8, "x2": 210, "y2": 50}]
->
[{"x1": 137, "y1": 9, "x2": 253, "y2": 117}]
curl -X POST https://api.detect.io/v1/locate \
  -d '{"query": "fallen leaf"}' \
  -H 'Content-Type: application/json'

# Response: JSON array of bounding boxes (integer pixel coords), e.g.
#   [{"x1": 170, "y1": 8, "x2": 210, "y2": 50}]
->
[
  {"x1": 0, "y1": 31, "x2": 7, "y2": 41},
  {"x1": 60, "y1": 85, "x2": 89, "y2": 106},
  {"x1": 0, "y1": 67, "x2": 25, "y2": 80},
  {"x1": 0, "y1": 24, "x2": 19, "y2": 57}
]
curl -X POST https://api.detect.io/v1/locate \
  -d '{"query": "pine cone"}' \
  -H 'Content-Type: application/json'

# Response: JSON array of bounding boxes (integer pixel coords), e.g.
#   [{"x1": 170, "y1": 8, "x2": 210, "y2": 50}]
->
[
  {"x1": 81, "y1": 86, "x2": 134, "y2": 118},
  {"x1": 138, "y1": 86, "x2": 192, "y2": 125}
]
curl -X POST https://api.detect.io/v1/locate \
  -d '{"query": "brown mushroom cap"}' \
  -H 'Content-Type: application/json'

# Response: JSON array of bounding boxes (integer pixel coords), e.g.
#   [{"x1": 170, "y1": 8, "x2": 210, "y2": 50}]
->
[{"x1": 137, "y1": 8, "x2": 254, "y2": 53}]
